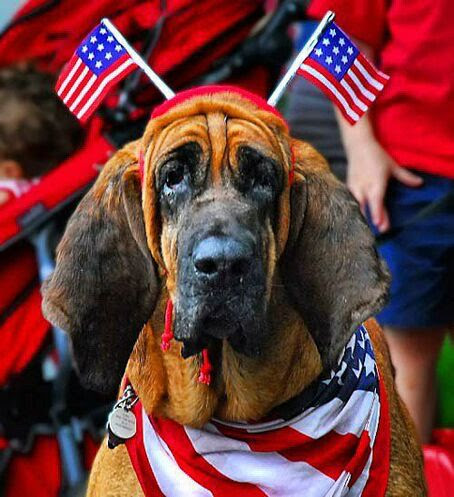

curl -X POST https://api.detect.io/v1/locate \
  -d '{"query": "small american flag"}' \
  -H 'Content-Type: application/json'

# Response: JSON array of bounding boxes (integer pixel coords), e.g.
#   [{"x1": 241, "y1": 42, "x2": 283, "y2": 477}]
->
[
  {"x1": 56, "y1": 21, "x2": 137, "y2": 123},
  {"x1": 298, "y1": 21, "x2": 389, "y2": 124}
]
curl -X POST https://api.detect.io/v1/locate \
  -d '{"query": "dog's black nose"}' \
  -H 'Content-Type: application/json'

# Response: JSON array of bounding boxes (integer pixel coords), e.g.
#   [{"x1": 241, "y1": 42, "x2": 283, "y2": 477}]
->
[{"x1": 193, "y1": 236, "x2": 252, "y2": 280}]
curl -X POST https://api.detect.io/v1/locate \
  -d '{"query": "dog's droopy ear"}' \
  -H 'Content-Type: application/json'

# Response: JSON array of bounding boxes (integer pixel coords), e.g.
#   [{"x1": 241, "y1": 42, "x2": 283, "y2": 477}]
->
[
  {"x1": 281, "y1": 139, "x2": 389, "y2": 371},
  {"x1": 42, "y1": 145, "x2": 159, "y2": 395}
]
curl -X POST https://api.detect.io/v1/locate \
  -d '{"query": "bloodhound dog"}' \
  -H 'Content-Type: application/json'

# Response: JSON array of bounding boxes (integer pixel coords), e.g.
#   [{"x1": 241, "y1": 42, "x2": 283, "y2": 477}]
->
[{"x1": 42, "y1": 86, "x2": 426, "y2": 496}]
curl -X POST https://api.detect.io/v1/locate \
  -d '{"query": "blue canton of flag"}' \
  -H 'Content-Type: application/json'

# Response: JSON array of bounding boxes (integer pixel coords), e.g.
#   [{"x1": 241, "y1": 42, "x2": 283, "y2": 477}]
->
[
  {"x1": 77, "y1": 24, "x2": 128, "y2": 76},
  {"x1": 310, "y1": 26, "x2": 359, "y2": 81},
  {"x1": 56, "y1": 20, "x2": 137, "y2": 122},
  {"x1": 297, "y1": 21, "x2": 389, "y2": 124}
]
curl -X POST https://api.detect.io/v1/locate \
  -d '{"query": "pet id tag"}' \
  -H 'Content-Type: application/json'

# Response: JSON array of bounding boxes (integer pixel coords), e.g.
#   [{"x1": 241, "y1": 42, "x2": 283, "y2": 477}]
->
[
  {"x1": 108, "y1": 406, "x2": 137, "y2": 440},
  {"x1": 107, "y1": 385, "x2": 139, "y2": 449}
]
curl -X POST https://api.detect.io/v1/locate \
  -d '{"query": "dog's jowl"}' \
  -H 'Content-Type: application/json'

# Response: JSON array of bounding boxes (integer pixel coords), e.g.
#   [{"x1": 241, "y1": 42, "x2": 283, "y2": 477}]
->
[{"x1": 42, "y1": 87, "x2": 426, "y2": 496}]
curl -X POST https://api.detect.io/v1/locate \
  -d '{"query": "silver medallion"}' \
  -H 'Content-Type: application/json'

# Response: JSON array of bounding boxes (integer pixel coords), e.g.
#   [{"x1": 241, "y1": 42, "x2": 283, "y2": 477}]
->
[{"x1": 108, "y1": 407, "x2": 137, "y2": 440}]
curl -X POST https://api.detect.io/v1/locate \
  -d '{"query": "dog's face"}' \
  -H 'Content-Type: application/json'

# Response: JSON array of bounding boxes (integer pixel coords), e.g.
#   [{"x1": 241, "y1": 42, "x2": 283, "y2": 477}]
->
[
  {"x1": 42, "y1": 88, "x2": 389, "y2": 396},
  {"x1": 148, "y1": 112, "x2": 289, "y2": 359}
]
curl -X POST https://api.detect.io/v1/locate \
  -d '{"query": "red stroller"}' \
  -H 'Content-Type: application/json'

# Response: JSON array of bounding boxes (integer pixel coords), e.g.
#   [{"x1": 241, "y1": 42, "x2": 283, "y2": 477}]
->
[{"x1": 0, "y1": 1, "x2": 299, "y2": 495}]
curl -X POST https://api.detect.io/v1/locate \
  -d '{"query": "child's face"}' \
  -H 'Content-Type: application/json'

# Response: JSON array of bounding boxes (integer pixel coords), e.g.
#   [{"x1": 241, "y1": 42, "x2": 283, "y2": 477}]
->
[{"x1": 0, "y1": 159, "x2": 23, "y2": 179}]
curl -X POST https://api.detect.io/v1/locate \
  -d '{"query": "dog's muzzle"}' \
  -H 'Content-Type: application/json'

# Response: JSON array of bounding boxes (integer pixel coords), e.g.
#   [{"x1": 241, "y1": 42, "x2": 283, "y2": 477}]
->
[{"x1": 174, "y1": 224, "x2": 267, "y2": 358}]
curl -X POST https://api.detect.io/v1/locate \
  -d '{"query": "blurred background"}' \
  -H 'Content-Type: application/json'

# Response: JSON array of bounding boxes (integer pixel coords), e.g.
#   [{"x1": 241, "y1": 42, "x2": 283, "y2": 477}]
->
[
  {"x1": 0, "y1": 2, "x2": 24, "y2": 32},
  {"x1": 0, "y1": 1, "x2": 452, "y2": 496}
]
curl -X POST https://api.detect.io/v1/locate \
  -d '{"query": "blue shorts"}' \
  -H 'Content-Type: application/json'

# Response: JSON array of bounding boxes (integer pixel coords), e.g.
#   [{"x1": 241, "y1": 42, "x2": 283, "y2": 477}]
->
[{"x1": 370, "y1": 171, "x2": 454, "y2": 329}]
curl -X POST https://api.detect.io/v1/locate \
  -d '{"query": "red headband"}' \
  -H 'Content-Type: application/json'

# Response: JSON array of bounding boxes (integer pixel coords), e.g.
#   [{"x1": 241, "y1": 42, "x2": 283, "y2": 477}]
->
[
  {"x1": 151, "y1": 85, "x2": 287, "y2": 122},
  {"x1": 139, "y1": 85, "x2": 294, "y2": 184}
]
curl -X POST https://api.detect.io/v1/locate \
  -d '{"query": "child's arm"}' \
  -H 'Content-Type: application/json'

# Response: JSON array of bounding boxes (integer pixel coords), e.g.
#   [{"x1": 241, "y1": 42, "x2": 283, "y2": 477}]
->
[{"x1": 335, "y1": 41, "x2": 422, "y2": 232}]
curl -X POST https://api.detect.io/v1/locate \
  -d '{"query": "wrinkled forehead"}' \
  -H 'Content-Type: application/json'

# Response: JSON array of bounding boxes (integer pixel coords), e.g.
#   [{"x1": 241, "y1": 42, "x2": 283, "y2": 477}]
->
[
  {"x1": 140, "y1": 87, "x2": 294, "y2": 267},
  {"x1": 141, "y1": 86, "x2": 290, "y2": 170},
  {"x1": 150, "y1": 114, "x2": 284, "y2": 165}
]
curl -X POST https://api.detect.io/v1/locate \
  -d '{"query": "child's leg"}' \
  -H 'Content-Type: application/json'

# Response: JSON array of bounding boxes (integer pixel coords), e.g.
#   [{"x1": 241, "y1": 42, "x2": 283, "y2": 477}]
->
[
  {"x1": 374, "y1": 171, "x2": 454, "y2": 443},
  {"x1": 384, "y1": 326, "x2": 446, "y2": 443}
]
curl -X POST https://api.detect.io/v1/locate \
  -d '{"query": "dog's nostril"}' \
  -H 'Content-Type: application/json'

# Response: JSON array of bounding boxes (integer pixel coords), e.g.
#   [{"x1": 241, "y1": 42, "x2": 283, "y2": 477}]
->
[
  {"x1": 194, "y1": 257, "x2": 218, "y2": 275},
  {"x1": 231, "y1": 259, "x2": 247, "y2": 277}
]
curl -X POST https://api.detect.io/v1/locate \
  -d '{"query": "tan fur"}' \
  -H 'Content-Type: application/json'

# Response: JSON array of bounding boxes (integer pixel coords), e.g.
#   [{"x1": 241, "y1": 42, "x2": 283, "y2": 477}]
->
[
  {"x1": 126, "y1": 272, "x2": 322, "y2": 428},
  {"x1": 367, "y1": 320, "x2": 426, "y2": 495},
  {"x1": 88, "y1": 320, "x2": 426, "y2": 497},
  {"x1": 84, "y1": 91, "x2": 425, "y2": 496},
  {"x1": 87, "y1": 443, "x2": 143, "y2": 497}
]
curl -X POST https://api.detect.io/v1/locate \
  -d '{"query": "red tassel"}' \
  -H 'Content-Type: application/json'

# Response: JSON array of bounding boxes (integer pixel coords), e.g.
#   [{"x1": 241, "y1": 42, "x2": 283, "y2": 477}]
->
[
  {"x1": 161, "y1": 300, "x2": 174, "y2": 351},
  {"x1": 198, "y1": 348, "x2": 212, "y2": 385}
]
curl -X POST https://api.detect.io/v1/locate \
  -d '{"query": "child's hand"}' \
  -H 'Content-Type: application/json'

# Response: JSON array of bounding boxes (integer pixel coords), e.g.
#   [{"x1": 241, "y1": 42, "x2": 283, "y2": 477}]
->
[
  {"x1": 336, "y1": 109, "x2": 423, "y2": 233},
  {"x1": 346, "y1": 139, "x2": 423, "y2": 232}
]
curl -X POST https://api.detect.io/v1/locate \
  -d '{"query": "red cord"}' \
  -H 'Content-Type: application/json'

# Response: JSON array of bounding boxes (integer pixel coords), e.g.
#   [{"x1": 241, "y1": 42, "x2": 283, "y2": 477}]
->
[
  {"x1": 161, "y1": 300, "x2": 212, "y2": 385},
  {"x1": 198, "y1": 348, "x2": 212, "y2": 385},
  {"x1": 161, "y1": 299, "x2": 174, "y2": 351}
]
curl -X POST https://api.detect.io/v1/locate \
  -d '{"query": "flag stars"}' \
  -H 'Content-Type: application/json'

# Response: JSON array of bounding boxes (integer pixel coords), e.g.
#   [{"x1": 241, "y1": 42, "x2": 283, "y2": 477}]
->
[
  {"x1": 322, "y1": 38, "x2": 330, "y2": 46},
  {"x1": 347, "y1": 46, "x2": 354, "y2": 55},
  {"x1": 115, "y1": 44, "x2": 122, "y2": 52},
  {"x1": 105, "y1": 52, "x2": 112, "y2": 60},
  {"x1": 315, "y1": 48, "x2": 323, "y2": 57},
  {"x1": 341, "y1": 55, "x2": 348, "y2": 64},
  {"x1": 97, "y1": 43, "x2": 104, "y2": 51},
  {"x1": 100, "y1": 28, "x2": 107, "y2": 35},
  {"x1": 332, "y1": 46, "x2": 339, "y2": 55},
  {"x1": 107, "y1": 36, "x2": 114, "y2": 42},
  {"x1": 325, "y1": 56, "x2": 333, "y2": 65},
  {"x1": 339, "y1": 38, "x2": 345, "y2": 46},
  {"x1": 364, "y1": 353, "x2": 376, "y2": 377},
  {"x1": 329, "y1": 28, "x2": 336, "y2": 37},
  {"x1": 81, "y1": 45, "x2": 88, "y2": 53},
  {"x1": 90, "y1": 35, "x2": 97, "y2": 43},
  {"x1": 95, "y1": 61, "x2": 103, "y2": 68},
  {"x1": 335, "y1": 65, "x2": 341, "y2": 73},
  {"x1": 88, "y1": 52, "x2": 95, "y2": 60}
]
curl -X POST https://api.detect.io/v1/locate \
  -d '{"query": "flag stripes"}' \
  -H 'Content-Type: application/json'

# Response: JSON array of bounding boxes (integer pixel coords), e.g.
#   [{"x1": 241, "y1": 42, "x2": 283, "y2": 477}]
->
[
  {"x1": 298, "y1": 56, "x2": 388, "y2": 125},
  {"x1": 76, "y1": 58, "x2": 135, "y2": 120},
  {"x1": 124, "y1": 325, "x2": 390, "y2": 497},
  {"x1": 56, "y1": 53, "x2": 135, "y2": 122},
  {"x1": 55, "y1": 21, "x2": 138, "y2": 122},
  {"x1": 296, "y1": 21, "x2": 389, "y2": 124},
  {"x1": 298, "y1": 62, "x2": 360, "y2": 123},
  {"x1": 125, "y1": 405, "x2": 165, "y2": 497}
]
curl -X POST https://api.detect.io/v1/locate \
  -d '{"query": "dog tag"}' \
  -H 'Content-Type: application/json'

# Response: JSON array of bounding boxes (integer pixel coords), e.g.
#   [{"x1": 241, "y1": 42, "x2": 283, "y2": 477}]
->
[{"x1": 108, "y1": 407, "x2": 137, "y2": 440}]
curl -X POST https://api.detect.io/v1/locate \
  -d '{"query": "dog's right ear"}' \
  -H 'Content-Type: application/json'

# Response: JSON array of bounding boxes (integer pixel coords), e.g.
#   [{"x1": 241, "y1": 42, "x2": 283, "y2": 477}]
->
[
  {"x1": 42, "y1": 143, "x2": 159, "y2": 395},
  {"x1": 281, "y1": 139, "x2": 389, "y2": 372}
]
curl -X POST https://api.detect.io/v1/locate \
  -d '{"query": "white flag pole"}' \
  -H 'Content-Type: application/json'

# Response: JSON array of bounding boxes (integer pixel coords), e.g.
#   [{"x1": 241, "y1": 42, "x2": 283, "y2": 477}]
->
[
  {"x1": 267, "y1": 10, "x2": 335, "y2": 106},
  {"x1": 102, "y1": 18, "x2": 175, "y2": 100}
]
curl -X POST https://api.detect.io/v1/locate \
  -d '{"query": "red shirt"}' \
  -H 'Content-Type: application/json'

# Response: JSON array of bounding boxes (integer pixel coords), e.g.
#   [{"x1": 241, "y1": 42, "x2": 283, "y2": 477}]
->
[{"x1": 308, "y1": 0, "x2": 454, "y2": 178}]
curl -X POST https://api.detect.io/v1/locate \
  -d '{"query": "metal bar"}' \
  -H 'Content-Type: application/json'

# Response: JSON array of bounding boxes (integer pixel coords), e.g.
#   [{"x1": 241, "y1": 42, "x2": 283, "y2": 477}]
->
[
  {"x1": 102, "y1": 18, "x2": 175, "y2": 100},
  {"x1": 267, "y1": 10, "x2": 335, "y2": 106}
]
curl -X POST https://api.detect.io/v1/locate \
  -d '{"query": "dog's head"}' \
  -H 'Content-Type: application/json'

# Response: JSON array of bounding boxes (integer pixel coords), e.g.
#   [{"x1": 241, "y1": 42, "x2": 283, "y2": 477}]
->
[{"x1": 42, "y1": 86, "x2": 389, "y2": 396}]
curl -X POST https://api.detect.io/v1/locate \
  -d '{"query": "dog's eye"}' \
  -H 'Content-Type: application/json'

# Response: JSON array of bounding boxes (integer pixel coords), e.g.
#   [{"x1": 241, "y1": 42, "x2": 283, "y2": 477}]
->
[
  {"x1": 165, "y1": 165, "x2": 185, "y2": 188},
  {"x1": 237, "y1": 147, "x2": 278, "y2": 194}
]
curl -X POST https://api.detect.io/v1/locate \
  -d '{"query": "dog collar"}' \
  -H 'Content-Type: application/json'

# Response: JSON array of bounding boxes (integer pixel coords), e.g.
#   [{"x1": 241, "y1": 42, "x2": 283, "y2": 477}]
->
[{"x1": 122, "y1": 324, "x2": 391, "y2": 496}]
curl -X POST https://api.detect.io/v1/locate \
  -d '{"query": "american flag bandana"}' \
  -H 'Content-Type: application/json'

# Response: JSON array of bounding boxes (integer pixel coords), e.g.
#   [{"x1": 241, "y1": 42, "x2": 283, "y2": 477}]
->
[
  {"x1": 297, "y1": 21, "x2": 390, "y2": 124},
  {"x1": 55, "y1": 21, "x2": 137, "y2": 123},
  {"x1": 125, "y1": 325, "x2": 391, "y2": 496}
]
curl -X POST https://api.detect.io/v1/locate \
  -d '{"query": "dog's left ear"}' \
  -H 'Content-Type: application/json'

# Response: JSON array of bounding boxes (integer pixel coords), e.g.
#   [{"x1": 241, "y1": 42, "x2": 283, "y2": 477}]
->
[
  {"x1": 42, "y1": 144, "x2": 159, "y2": 395},
  {"x1": 281, "y1": 139, "x2": 390, "y2": 370}
]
